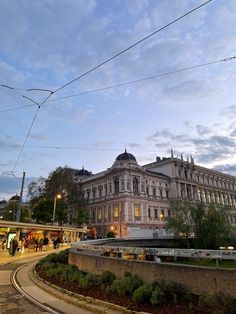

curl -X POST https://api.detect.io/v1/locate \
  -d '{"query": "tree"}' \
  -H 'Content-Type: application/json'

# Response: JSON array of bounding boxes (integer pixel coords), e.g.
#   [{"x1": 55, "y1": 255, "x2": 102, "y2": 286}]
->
[
  {"x1": 28, "y1": 166, "x2": 88, "y2": 226},
  {"x1": 166, "y1": 200, "x2": 232, "y2": 249},
  {"x1": 195, "y1": 204, "x2": 232, "y2": 249},
  {"x1": 31, "y1": 199, "x2": 67, "y2": 224},
  {"x1": 2, "y1": 202, "x2": 18, "y2": 221}
]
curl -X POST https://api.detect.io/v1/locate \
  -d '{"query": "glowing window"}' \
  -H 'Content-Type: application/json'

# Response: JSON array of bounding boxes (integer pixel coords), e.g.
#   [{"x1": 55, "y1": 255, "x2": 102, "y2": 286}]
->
[
  {"x1": 135, "y1": 206, "x2": 140, "y2": 217},
  {"x1": 114, "y1": 207, "x2": 119, "y2": 218}
]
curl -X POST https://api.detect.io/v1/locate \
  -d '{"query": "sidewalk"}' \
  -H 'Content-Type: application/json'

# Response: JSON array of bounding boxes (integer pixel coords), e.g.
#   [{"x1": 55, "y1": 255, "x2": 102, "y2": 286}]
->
[{"x1": 0, "y1": 244, "x2": 70, "y2": 265}]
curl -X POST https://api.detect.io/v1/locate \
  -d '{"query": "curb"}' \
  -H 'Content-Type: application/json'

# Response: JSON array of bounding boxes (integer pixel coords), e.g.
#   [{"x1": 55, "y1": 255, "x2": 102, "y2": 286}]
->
[{"x1": 30, "y1": 267, "x2": 150, "y2": 314}]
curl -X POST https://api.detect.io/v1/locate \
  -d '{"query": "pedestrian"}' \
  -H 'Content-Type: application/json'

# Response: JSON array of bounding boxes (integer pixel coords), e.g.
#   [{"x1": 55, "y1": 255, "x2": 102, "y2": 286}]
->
[
  {"x1": 35, "y1": 237, "x2": 39, "y2": 252},
  {"x1": 9, "y1": 237, "x2": 18, "y2": 256},
  {"x1": 53, "y1": 238, "x2": 58, "y2": 249},
  {"x1": 39, "y1": 238, "x2": 43, "y2": 251}
]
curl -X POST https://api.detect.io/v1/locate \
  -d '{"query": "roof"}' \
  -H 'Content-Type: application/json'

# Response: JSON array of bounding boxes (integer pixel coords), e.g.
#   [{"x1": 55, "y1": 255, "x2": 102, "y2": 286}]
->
[{"x1": 116, "y1": 150, "x2": 137, "y2": 162}]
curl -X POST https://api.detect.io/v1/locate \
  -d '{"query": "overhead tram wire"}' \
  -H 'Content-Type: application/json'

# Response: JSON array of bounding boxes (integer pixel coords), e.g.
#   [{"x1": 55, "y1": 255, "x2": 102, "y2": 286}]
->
[
  {"x1": 0, "y1": 143, "x2": 169, "y2": 153},
  {"x1": 47, "y1": 56, "x2": 235, "y2": 103},
  {"x1": 7, "y1": 0, "x2": 212, "y2": 174},
  {"x1": 2, "y1": 54, "x2": 233, "y2": 113},
  {"x1": 11, "y1": 91, "x2": 53, "y2": 174},
  {"x1": 52, "y1": 0, "x2": 212, "y2": 95}
]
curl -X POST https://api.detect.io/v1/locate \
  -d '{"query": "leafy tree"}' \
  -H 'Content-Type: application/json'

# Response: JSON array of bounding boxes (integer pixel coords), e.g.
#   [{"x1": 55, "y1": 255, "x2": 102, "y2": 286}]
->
[
  {"x1": 165, "y1": 200, "x2": 197, "y2": 248},
  {"x1": 166, "y1": 200, "x2": 232, "y2": 249},
  {"x1": 27, "y1": 177, "x2": 46, "y2": 201},
  {"x1": 28, "y1": 166, "x2": 88, "y2": 226},
  {"x1": 2, "y1": 202, "x2": 18, "y2": 221},
  {"x1": 31, "y1": 198, "x2": 67, "y2": 225},
  {"x1": 196, "y1": 204, "x2": 232, "y2": 249}
]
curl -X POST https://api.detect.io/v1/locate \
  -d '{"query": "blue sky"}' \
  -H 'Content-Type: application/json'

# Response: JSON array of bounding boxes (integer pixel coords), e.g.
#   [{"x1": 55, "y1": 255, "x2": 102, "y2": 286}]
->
[{"x1": 1, "y1": 0, "x2": 236, "y2": 200}]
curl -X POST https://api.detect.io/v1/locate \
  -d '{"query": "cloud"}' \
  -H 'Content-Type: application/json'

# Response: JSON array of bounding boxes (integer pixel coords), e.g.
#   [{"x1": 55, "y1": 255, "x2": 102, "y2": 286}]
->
[
  {"x1": 221, "y1": 105, "x2": 236, "y2": 119},
  {"x1": 0, "y1": 175, "x2": 37, "y2": 201},
  {"x1": 196, "y1": 125, "x2": 211, "y2": 136},
  {"x1": 213, "y1": 163, "x2": 236, "y2": 176}
]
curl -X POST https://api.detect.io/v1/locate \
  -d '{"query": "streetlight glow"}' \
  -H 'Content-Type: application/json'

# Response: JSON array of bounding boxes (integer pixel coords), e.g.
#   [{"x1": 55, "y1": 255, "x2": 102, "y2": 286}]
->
[{"x1": 52, "y1": 194, "x2": 62, "y2": 225}]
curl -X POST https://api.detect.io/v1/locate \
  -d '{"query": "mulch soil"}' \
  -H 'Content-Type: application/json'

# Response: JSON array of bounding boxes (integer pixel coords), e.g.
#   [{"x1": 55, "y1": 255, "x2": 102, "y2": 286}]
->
[{"x1": 35, "y1": 266, "x2": 208, "y2": 314}]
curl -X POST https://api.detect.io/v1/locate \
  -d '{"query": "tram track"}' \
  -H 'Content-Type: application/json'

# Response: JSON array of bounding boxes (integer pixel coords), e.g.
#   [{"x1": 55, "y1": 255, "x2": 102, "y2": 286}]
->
[
  {"x1": 0, "y1": 252, "x2": 93, "y2": 314},
  {"x1": 0, "y1": 254, "x2": 54, "y2": 313}
]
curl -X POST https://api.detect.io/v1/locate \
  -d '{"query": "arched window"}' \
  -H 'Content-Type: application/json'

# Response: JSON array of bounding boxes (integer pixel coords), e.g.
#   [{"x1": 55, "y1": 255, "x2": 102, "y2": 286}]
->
[
  {"x1": 114, "y1": 177, "x2": 119, "y2": 194},
  {"x1": 133, "y1": 177, "x2": 138, "y2": 195}
]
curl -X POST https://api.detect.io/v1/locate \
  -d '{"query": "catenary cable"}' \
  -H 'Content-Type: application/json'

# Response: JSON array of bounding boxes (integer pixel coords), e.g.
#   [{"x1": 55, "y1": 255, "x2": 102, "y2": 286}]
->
[
  {"x1": 5, "y1": 0, "x2": 212, "y2": 174},
  {"x1": 47, "y1": 56, "x2": 235, "y2": 103},
  {"x1": 52, "y1": 0, "x2": 212, "y2": 94},
  {"x1": 2, "y1": 54, "x2": 233, "y2": 113}
]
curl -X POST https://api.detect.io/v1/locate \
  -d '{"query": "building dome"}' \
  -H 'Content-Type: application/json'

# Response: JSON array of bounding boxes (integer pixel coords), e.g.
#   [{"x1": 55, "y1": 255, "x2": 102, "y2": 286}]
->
[
  {"x1": 116, "y1": 150, "x2": 136, "y2": 162},
  {"x1": 9, "y1": 194, "x2": 20, "y2": 201},
  {"x1": 75, "y1": 167, "x2": 91, "y2": 177}
]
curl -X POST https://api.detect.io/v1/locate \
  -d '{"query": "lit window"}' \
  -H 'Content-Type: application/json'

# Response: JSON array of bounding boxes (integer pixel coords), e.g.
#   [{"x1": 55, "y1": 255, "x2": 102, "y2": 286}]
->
[
  {"x1": 114, "y1": 207, "x2": 119, "y2": 218},
  {"x1": 98, "y1": 209, "x2": 102, "y2": 220},
  {"x1": 135, "y1": 206, "x2": 140, "y2": 217},
  {"x1": 160, "y1": 209, "x2": 164, "y2": 220}
]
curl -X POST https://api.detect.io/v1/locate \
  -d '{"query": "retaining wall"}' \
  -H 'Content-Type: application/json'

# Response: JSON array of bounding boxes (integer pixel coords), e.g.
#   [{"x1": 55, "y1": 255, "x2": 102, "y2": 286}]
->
[{"x1": 68, "y1": 248, "x2": 236, "y2": 298}]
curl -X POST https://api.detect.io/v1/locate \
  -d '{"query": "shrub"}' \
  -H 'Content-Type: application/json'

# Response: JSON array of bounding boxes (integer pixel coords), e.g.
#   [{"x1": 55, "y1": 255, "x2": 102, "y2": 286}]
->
[
  {"x1": 124, "y1": 271, "x2": 132, "y2": 277},
  {"x1": 133, "y1": 285, "x2": 152, "y2": 303},
  {"x1": 105, "y1": 280, "x2": 120, "y2": 295},
  {"x1": 150, "y1": 286, "x2": 165, "y2": 305},
  {"x1": 101, "y1": 271, "x2": 116, "y2": 286},
  {"x1": 151, "y1": 279, "x2": 191, "y2": 304},
  {"x1": 106, "y1": 275, "x2": 143, "y2": 296},
  {"x1": 106, "y1": 231, "x2": 115, "y2": 238},
  {"x1": 199, "y1": 292, "x2": 235, "y2": 314},
  {"x1": 79, "y1": 275, "x2": 90, "y2": 289}
]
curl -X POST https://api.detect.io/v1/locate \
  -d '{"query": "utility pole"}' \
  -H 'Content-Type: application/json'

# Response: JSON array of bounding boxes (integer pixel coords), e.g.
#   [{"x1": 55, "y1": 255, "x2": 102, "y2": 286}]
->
[{"x1": 16, "y1": 171, "x2": 26, "y2": 222}]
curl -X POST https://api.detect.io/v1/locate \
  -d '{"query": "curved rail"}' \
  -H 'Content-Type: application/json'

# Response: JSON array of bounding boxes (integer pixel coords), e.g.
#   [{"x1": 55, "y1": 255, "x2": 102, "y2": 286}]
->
[{"x1": 11, "y1": 263, "x2": 59, "y2": 314}]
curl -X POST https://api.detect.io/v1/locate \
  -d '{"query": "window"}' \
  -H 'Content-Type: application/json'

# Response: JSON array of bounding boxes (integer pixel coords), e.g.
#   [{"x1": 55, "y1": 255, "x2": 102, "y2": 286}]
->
[
  {"x1": 153, "y1": 188, "x2": 156, "y2": 198},
  {"x1": 99, "y1": 188, "x2": 102, "y2": 198},
  {"x1": 146, "y1": 187, "x2": 149, "y2": 196},
  {"x1": 160, "y1": 209, "x2": 164, "y2": 220},
  {"x1": 98, "y1": 209, "x2": 102, "y2": 220},
  {"x1": 135, "y1": 206, "x2": 140, "y2": 217},
  {"x1": 148, "y1": 208, "x2": 151, "y2": 218},
  {"x1": 92, "y1": 189, "x2": 96, "y2": 200},
  {"x1": 114, "y1": 207, "x2": 119, "y2": 218},
  {"x1": 87, "y1": 191, "x2": 90, "y2": 199},
  {"x1": 105, "y1": 185, "x2": 107, "y2": 195},
  {"x1": 92, "y1": 210, "x2": 95, "y2": 220},
  {"x1": 159, "y1": 189, "x2": 163, "y2": 199},
  {"x1": 133, "y1": 177, "x2": 138, "y2": 195},
  {"x1": 114, "y1": 177, "x2": 119, "y2": 194},
  {"x1": 166, "y1": 190, "x2": 169, "y2": 198},
  {"x1": 154, "y1": 209, "x2": 158, "y2": 219}
]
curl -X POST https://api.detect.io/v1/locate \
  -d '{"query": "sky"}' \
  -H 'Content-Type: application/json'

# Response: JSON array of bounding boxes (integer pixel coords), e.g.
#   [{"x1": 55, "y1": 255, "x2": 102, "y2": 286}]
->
[{"x1": 1, "y1": 0, "x2": 236, "y2": 201}]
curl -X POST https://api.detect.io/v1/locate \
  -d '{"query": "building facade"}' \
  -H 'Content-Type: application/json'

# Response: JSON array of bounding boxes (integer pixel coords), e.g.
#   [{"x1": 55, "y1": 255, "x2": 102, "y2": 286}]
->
[{"x1": 75, "y1": 150, "x2": 236, "y2": 239}]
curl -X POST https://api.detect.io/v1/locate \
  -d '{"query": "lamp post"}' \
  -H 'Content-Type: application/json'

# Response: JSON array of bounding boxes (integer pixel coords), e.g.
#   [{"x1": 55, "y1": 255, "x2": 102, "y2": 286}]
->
[{"x1": 53, "y1": 194, "x2": 61, "y2": 225}]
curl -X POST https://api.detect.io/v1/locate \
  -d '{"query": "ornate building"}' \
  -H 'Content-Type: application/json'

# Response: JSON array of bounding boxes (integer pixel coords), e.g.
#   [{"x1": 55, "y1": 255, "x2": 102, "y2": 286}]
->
[{"x1": 75, "y1": 150, "x2": 236, "y2": 239}]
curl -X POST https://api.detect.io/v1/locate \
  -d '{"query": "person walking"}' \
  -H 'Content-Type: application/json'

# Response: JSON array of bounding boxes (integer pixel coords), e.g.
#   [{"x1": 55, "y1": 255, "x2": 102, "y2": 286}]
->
[{"x1": 9, "y1": 237, "x2": 18, "y2": 256}]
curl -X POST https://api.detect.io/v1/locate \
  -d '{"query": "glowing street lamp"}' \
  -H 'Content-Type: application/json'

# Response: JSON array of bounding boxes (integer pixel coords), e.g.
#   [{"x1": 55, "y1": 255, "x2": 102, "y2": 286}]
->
[{"x1": 52, "y1": 194, "x2": 61, "y2": 225}]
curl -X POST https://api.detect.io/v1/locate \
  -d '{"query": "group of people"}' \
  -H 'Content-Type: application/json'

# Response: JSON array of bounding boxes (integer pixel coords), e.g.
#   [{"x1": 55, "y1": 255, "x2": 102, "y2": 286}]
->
[{"x1": 0, "y1": 235, "x2": 62, "y2": 257}]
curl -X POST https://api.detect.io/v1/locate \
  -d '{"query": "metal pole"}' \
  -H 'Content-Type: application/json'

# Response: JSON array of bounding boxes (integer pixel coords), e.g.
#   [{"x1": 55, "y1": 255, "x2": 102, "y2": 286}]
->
[
  {"x1": 119, "y1": 204, "x2": 122, "y2": 239},
  {"x1": 52, "y1": 196, "x2": 56, "y2": 225},
  {"x1": 16, "y1": 171, "x2": 26, "y2": 222}
]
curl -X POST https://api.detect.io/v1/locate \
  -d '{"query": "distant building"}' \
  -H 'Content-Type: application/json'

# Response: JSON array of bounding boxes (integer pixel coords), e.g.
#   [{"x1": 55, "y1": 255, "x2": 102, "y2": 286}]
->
[{"x1": 74, "y1": 150, "x2": 236, "y2": 239}]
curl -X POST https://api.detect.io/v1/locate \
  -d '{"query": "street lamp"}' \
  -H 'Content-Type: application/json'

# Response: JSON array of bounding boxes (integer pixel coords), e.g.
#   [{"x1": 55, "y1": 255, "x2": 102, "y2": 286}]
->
[{"x1": 53, "y1": 194, "x2": 61, "y2": 225}]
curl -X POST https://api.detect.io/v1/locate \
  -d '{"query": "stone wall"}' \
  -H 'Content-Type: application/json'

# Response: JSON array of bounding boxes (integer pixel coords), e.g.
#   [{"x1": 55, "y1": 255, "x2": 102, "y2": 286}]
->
[{"x1": 68, "y1": 248, "x2": 236, "y2": 298}]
